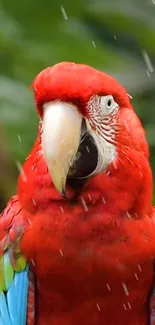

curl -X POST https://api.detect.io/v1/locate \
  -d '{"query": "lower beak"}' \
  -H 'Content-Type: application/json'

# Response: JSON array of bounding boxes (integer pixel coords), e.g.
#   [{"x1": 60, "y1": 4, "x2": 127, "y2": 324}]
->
[{"x1": 42, "y1": 101, "x2": 82, "y2": 196}]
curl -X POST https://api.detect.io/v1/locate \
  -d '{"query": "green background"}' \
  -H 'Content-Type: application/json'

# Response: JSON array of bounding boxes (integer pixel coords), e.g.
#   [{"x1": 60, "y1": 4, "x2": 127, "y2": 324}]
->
[{"x1": 0, "y1": 0, "x2": 155, "y2": 209}]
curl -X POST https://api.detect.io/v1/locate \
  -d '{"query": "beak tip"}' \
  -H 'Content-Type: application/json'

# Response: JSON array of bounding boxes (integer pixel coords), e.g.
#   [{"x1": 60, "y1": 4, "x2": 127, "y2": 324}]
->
[{"x1": 61, "y1": 187, "x2": 67, "y2": 199}]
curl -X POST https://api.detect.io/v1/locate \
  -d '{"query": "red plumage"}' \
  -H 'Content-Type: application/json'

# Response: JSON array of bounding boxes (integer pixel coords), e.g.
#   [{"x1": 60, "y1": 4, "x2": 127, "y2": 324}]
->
[
  {"x1": 32, "y1": 62, "x2": 131, "y2": 117},
  {"x1": 1, "y1": 62, "x2": 155, "y2": 325}
]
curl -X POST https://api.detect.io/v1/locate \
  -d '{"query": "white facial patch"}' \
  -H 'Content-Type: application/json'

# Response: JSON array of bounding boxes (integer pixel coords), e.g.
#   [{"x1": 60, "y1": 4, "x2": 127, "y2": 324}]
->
[{"x1": 86, "y1": 95, "x2": 119, "y2": 173}]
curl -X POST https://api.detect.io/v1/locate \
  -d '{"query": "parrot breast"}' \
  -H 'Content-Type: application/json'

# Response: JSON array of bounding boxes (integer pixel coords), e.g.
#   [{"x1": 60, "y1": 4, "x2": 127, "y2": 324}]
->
[{"x1": 20, "y1": 195, "x2": 155, "y2": 325}]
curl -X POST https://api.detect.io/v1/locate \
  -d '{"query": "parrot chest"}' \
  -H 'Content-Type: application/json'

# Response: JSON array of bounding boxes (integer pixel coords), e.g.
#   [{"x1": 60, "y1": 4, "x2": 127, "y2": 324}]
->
[
  {"x1": 34, "y1": 241, "x2": 154, "y2": 325},
  {"x1": 22, "y1": 211, "x2": 155, "y2": 325}
]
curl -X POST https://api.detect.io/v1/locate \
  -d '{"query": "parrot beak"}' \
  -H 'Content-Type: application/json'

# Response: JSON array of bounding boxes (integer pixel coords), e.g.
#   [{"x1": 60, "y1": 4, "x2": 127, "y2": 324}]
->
[{"x1": 42, "y1": 101, "x2": 82, "y2": 196}]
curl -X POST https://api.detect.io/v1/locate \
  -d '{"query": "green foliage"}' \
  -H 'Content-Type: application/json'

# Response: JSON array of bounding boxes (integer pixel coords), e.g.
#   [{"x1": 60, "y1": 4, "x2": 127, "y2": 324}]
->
[{"x1": 0, "y1": 0, "x2": 155, "y2": 206}]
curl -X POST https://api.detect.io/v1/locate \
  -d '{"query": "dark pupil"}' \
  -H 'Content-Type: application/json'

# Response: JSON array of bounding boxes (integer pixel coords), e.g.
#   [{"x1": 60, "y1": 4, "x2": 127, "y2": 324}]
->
[{"x1": 107, "y1": 99, "x2": 112, "y2": 107}]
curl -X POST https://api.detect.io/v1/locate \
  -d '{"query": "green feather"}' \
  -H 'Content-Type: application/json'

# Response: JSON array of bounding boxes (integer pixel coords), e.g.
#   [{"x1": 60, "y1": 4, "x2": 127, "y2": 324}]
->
[
  {"x1": 3, "y1": 252, "x2": 14, "y2": 290},
  {"x1": 0, "y1": 241, "x2": 27, "y2": 293},
  {"x1": 0, "y1": 255, "x2": 6, "y2": 291},
  {"x1": 0, "y1": 252, "x2": 14, "y2": 292},
  {"x1": 11, "y1": 244, "x2": 27, "y2": 272},
  {"x1": 14, "y1": 255, "x2": 27, "y2": 272}
]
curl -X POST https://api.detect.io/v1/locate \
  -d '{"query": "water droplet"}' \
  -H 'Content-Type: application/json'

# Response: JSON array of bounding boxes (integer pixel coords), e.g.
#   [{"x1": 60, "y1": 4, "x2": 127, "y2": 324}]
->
[
  {"x1": 60, "y1": 5, "x2": 68, "y2": 20},
  {"x1": 106, "y1": 283, "x2": 111, "y2": 291},
  {"x1": 101, "y1": 196, "x2": 106, "y2": 204},
  {"x1": 18, "y1": 134, "x2": 22, "y2": 142},
  {"x1": 25, "y1": 154, "x2": 31, "y2": 161},
  {"x1": 86, "y1": 145, "x2": 90, "y2": 153},
  {"x1": 32, "y1": 198, "x2": 36, "y2": 206},
  {"x1": 126, "y1": 211, "x2": 131, "y2": 219},
  {"x1": 92, "y1": 40, "x2": 96, "y2": 47},
  {"x1": 96, "y1": 303, "x2": 101, "y2": 311},
  {"x1": 142, "y1": 50, "x2": 154, "y2": 73},
  {"x1": 16, "y1": 161, "x2": 27, "y2": 182},
  {"x1": 112, "y1": 160, "x2": 118, "y2": 170},
  {"x1": 137, "y1": 264, "x2": 142, "y2": 272},
  {"x1": 27, "y1": 218, "x2": 32, "y2": 225},
  {"x1": 124, "y1": 120, "x2": 130, "y2": 132},
  {"x1": 113, "y1": 34, "x2": 117, "y2": 40},
  {"x1": 59, "y1": 249, "x2": 64, "y2": 256},
  {"x1": 121, "y1": 150, "x2": 127, "y2": 156},
  {"x1": 80, "y1": 197, "x2": 88, "y2": 211},
  {"x1": 127, "y1": 301, "x2": 132, "y2": 309},
  {"x1": 31, "y1": 259, "x2": 35, "y2": 266},
  {"x1": 134, "y1": 273, "x2": 139, "y2": 280},
  {"x1": 122, "y1": 282, "x2": 129, "y2": 296},
  {"x1": 32, "y1": 164, "x2": 36, "y2": 171},
  {"x1": 88, "y1": 193, "x2": 92, "y2": 201},
  {"x1": 60, "y1": 205, "x2": 64, "y2": 213},
  {"x1": 123, "y1": 303, "x2": 127, "y2": 311}
]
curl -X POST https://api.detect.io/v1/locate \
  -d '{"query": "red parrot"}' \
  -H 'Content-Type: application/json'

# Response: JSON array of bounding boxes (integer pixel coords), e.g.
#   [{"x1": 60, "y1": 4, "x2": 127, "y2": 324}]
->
[{"x1": 0, "y1": 62, "x2": 155, "y2": 325}]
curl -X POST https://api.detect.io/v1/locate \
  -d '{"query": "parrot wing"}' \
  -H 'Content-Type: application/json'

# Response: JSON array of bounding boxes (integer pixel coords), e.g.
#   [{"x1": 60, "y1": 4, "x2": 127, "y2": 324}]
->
[{"x1": 0, "y1": 195, "x2": 35, "y2": 325}]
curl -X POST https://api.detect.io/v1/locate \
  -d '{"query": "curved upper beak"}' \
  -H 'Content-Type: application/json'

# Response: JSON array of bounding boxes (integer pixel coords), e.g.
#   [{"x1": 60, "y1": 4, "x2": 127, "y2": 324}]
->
[{"x1": 42, "y1": 101, "x2": 82, "y2": 196}]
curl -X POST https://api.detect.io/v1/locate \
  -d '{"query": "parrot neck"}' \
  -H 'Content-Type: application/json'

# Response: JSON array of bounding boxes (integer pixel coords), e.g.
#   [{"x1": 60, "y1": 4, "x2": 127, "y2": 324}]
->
[{"x1": 18, "y1": 124, "x2": 153, "y2": 220}]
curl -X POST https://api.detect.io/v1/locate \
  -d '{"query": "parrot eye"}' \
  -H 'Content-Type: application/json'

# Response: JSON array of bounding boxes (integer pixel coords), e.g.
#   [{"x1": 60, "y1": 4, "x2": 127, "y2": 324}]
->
[
  {"x1": 107, "y1": 99, "x2": 112, "y2": 107},
  {"x1": 101, "y1": 95, "x2": 119, "y2": 115}
]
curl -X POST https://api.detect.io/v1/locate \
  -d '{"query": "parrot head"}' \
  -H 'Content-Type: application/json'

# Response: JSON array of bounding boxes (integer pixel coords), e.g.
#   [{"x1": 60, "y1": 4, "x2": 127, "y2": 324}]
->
[{"x1": 31, "y1": 62, "x2": 152, "y2": 214}]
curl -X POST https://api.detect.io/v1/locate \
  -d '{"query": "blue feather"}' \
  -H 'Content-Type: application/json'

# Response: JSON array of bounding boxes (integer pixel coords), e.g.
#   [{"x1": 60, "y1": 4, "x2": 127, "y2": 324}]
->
[
  {"x1": 0, "y1": 265, "x2": 29, "y2": 325},
  {"x1": 0, "y1": 292, "x2": 12, "y2": 325},
  {"x1": 15, "y1": 271, "x2": 22, "y2": 323},
  {"x1": 7, "y1": 280, "x2": 18, "y2": 325},
  {"x1": 20, "y1": 267, "x2": 29, "y2": 325},
  {"x1": 0, "y1": 314, "x2": 5, "y2": 325}
]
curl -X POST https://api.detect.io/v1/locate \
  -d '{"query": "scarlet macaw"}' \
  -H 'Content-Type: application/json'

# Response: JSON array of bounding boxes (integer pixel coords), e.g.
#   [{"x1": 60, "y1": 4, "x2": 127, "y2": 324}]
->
[{"x1": 0, "y1": 62, "x2": 155, "y2": 325}]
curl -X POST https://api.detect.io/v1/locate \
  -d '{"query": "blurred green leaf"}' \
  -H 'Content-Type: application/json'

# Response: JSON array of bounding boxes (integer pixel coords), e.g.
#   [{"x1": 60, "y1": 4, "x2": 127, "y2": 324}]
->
[{"x1": 0, "y1": 0, "x2": 155, "y2": 206}]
